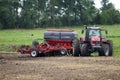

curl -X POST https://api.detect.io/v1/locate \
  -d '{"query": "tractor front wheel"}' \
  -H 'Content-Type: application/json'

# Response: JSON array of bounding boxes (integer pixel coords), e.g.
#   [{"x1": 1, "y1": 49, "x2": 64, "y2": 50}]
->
[
  {"x1": 99, "y1": 44, "x2": 109, "y2": 56},
  {"x1": 107, "y1": 40, "x2": 113, "y2": 56},
  {"x1": 99, "y1": 41, "x2": 113, "y2": 56}
]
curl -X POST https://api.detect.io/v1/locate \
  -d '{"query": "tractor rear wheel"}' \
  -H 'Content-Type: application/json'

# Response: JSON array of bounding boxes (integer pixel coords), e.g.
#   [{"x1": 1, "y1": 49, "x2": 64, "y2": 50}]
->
[
  {"x1": 30, "y1": 49, "x2": 38, "y2": 58},
  {"x1": 72, "y1": 39, "x2": 79, "y2": 57},
  {"x1": 81, "y1": 44, "x2": 90, "y2": 56}
]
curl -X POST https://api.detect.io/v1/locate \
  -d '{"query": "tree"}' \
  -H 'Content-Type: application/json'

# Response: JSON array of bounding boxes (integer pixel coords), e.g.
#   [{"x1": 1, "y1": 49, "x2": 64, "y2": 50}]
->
[
  {"x1": 19, "y1": 0, "x2": 37, "y2": 28},
  {"x1": 0, "y1": 0, "x2": 20, "y2": 29},
  {"x1": 75, "y1": 0, "x2": 97, "y2": 25},
  {"x1": 37, "y1": 0, "x2": 47, "y2": 27},
  {"x1": 43, "y1": 0, "x2": 61, "y2": 27},
  {"x1": 100, "y1": 0, "x2": 120, "y2": 24},
  {"x1": 3, "y1": 0, "x2": 120, "y2": 29},
  {"x1": 101, "y1": 0, "x2": 109, "y2": 10},
  {"x1": 94, "y1": 10, "x2": 101, "y2": 24},
  {"x1": 58, "y1": 0, "x2": 96, "y2": 26}
]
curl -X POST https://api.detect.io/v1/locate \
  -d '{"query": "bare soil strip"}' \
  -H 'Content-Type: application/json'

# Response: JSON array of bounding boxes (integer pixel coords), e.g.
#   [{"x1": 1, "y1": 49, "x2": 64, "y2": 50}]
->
[{"x1": 0, "y1": 53, "x2": 120, "y2": 80}]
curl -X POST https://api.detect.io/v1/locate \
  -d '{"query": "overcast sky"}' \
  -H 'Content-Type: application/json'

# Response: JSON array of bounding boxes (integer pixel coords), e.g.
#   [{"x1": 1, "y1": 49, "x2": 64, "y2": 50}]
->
[{"x1": 94, "y1": 0, "x2": 120, "y2": 10}]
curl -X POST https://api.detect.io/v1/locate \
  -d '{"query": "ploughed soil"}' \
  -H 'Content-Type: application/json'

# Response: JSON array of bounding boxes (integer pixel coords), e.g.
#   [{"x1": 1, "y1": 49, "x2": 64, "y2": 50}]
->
[{"x1": 0, "y1": 53, "x2": 120, "y2": 80}]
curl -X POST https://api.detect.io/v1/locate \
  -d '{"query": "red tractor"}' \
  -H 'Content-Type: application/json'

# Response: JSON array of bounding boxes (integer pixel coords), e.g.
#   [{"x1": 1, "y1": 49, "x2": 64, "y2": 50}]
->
[
  {"x1": 18, "y1": 30, "x2": 79, "y2": 57},
  {"x1": 79, "y1": 27, "x2": 113, "y2": 56}
]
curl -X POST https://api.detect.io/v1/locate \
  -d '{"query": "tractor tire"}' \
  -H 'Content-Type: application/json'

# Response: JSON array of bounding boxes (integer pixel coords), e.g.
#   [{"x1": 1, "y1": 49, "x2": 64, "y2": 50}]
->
[
  {"x1": 98, "y1": 49, "x2": 105, "y2": 56},
  {"x1": 102, "y1": 44, "x2": 109, "y2": 56},
  {"x1": 107, "y1": 40, "x2": 113, "y2": 56},
  {"x1": 32, "y1": 40, "x2": 39, "y2": 47},
  {"x1": 60, "y1": 48, "x2": 67, "y2": 56},
  {"x1": 98, "y1": 44, "x2": 105, "y2": 56},
  {"x1": 80, "y1": 44, "x2": 90, "y2": 56},
  {"x1": 30, "y1": 49, "x2": 39, "y2": 58},
  {"x1": 72, "y1": 39, "x2": 79, "y2": 57},
  {"x1": 99, "y1": 43, "x2": 112, "y2": 56}
]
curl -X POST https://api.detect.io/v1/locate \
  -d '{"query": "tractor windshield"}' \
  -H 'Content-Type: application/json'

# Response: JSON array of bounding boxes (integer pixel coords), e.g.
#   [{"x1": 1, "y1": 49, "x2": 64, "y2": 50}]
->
[{"x1": 89, "y1": 29, "x2": 100, "y2": 38}]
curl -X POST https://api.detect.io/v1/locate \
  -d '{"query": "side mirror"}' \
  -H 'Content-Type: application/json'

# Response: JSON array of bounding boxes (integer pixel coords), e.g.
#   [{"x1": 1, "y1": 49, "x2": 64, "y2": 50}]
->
[
  {"x1": 82, "y1": 30, "x2": 84, "y2": 34},
  {"x1": 105, "y1": 30, "x2": 108, "y2": 34}
]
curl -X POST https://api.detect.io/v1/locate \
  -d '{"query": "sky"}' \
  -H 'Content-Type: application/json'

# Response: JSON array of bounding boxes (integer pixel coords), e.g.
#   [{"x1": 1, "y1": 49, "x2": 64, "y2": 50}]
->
[{"x1": 94, "y1": 0, "x2": 120, "y2": 10}]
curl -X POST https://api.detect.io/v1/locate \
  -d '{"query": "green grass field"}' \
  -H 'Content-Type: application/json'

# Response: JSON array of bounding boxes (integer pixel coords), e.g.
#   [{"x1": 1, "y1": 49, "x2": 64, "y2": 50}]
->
[{"x1": 0, "y1": 25, "x2": 120, "y2": 56}]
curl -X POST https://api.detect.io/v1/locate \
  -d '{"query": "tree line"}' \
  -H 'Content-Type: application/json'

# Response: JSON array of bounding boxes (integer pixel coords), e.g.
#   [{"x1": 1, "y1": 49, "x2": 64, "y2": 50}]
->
[{"x1": 0, "y1": 0, "x2": 120, "y2": 29}]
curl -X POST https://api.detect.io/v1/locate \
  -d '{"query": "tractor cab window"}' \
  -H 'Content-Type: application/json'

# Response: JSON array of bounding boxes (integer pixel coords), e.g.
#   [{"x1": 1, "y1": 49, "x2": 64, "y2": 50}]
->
[{"x1": 89, "y1": 29, "x2": 100, "y2": 38}]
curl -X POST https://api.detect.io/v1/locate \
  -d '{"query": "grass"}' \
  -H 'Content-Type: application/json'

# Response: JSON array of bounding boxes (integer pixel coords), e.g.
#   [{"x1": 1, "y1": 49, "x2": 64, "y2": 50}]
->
[{"x1": 0, "y1": 25, "x2": 120, "y2": 56}]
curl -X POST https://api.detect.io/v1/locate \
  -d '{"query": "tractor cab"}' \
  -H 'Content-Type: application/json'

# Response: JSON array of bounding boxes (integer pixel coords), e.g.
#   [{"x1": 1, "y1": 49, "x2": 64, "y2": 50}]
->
[
  {"x1": 82, "y1": 27, "x2": 102, "y2": 48},
  {"x1": 86, "y1": 27, "x2": 102, "y2": 48},
  {"x1": 80, "y1": 26, "x2": 113, "y2": 56}
]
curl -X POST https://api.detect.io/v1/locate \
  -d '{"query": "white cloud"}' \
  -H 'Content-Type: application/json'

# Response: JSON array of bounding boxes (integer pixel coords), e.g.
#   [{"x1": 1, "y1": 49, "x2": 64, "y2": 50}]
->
[
  {"x1": 94, "y1": 0, "x2": 120, "y2": 10},
  {"x1": 109, "y1": 0, "x2": 120, "y2": 10},
  {"x1": 94, "y1": 0, "x2": 102, "y2": 9}
]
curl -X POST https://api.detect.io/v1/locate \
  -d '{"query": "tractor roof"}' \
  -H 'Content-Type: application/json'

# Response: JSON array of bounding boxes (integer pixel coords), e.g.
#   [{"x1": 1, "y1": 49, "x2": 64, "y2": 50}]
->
[{"x1": 86, "y1": 27, "x2": 101, "y2": 30}]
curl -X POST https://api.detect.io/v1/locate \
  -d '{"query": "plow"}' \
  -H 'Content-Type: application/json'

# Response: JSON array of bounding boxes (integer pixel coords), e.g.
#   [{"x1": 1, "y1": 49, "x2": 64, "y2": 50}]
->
[{"x1": 17, "y1": 30, "x2": 78, "y2": 57}]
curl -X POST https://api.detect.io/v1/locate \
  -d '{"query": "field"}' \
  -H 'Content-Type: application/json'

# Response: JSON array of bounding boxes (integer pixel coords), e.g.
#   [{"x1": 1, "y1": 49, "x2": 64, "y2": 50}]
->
[
  {"x1": 0, "y1": 25, "x2": 120, "y2": 80},
  {"x1": 0, "y1": 53, "x2": 120, "y2": 80},
  {"x1": 0, "y1": 25, "x2": 120, "y2": 56}
]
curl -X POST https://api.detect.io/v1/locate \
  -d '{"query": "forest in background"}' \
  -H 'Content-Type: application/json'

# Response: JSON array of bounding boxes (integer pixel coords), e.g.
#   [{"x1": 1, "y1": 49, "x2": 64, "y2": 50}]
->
[{"x1": 0, "y1": 0, "x2": 120, "y2": 29}]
